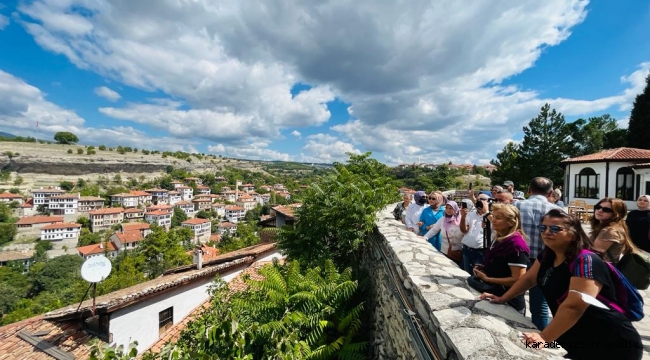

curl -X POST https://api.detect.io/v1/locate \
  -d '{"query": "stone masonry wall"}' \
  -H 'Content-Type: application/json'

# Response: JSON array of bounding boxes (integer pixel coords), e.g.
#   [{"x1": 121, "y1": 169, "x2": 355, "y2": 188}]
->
[{"x1": 363, "y1": 205, "x2": 565, "y2": 359}]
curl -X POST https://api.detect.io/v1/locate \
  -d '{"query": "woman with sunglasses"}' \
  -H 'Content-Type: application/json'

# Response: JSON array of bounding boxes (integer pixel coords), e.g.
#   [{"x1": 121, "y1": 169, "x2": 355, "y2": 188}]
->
[
  {"x1": 472, "y1": 203, "x2": 530, "y2": 314},
  {"x1": 590, "y1": 198, "x2": 637, "y2": 264},
  {"x1": 418, "y1": 192, "x2": 445, "y2": 251},
  {"x1": 480, "y1": 209, "x2": 642, "y2": 359},
  {"x1": 625, "y1": 195, "x2": 650, "y2": 253}
]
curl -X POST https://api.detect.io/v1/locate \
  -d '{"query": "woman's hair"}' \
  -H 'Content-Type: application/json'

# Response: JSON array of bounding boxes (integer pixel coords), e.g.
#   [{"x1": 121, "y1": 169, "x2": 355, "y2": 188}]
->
[
  {"x1": 589, "y1": 197, "x2": 636, "y2": 255},
  {"x1": 541, "y1": 209, "x2": 595, "y2": 263},
  {"x1": 491, "y1": 203, "x2": 528, "y2": 242}
]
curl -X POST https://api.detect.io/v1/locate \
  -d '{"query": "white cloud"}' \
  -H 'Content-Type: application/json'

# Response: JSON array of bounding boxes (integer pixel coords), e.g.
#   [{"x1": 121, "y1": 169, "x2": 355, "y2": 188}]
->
[
  {"x1": 0, "y1": 14, "x2": 9, "y2": 30},
  {"x1": 94, "y1": 86, "x2": 121, "y2": 101},
  {"x1": 12, "y1": 0, "x2": 650, "y2": 164},
  {"x1": 208, "y1": 142, "x2": 292, "y2": 161},
  {"x1": 298, "y1": 134, "x2": 362, "y2": 163},
  {"x1": 291, "y1": 130, "x2": 301, "y2": 137}
]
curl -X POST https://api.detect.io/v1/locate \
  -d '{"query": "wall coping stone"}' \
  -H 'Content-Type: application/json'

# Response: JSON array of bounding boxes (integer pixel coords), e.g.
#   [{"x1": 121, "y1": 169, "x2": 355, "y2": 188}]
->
[{"x1": 374, "y1": 204, "x2": 567, "y2": 359}]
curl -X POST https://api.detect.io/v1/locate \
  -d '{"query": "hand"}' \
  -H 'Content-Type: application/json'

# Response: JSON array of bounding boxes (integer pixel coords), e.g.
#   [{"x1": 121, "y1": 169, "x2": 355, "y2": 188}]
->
[
  {"x1": 426, "y1": 225, "x2": 432, "y2": 230},
  {"x1": 474, "y1": 264, "x2": 485, "y2": 271},
  {"x1": 417, "y1": 222, "x2": 424, "y2": 226},
  {"x1": 407, "y1": 227, "x2": 414, "y2": 232},
  {"x1": 473, "y1": 268, "x2": 488, "y2": 281},
  {"x1": 461, "y1": 208, "x2": 469, "y2": 216},
  {"x1": 479, "y1": 293, "x2": 505, "y2": 304},
  {"x1": 522, "y1": 332, "x2": 546, "y2": 350}
]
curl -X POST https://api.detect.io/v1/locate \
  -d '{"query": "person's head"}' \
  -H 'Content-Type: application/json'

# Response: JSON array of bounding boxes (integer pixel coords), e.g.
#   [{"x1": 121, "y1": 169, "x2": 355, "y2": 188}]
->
[
  {"x1": 403, "y1": 193, "x2": 412, "y2": 203},
  {"x1": 528, "y1": 177, "x2": 554, "y2": 196},
  {"x1": 637, "y1": 195, "x2": 650, "y2": 210},
  {"x1": 591, "y1": 197, "x2": 627, "y2": 226},
  {"x1": 547, "y1": 190, "x2": 560, "y2": 204},
  {"x1": 540, "y1": 209, "x2": 593, "y2": 262},
  {"x1": 502, "y1": 180, "x2": 515, "y2": 193},
  {"x1": 491, "y1": 185, "x2": 504, "y2": 197},
  {"x1": 490, "y1": 203, "x2": 526, "y2": 240},
  {"x1": 414, "y1": 191, "x2": 427, "y2": 206},
  {"x1": 495, "y1": 191, "x2": 513, "y2": 204},
  {"x1": 475, "y1": 193, "x2": 490, "y2": 213},
  {"x1": 428, "y1": 191, "x2": 443, "y2": 208},
  {"x1": 444, "y1": 201, "x2": 459, "y2": 217}
]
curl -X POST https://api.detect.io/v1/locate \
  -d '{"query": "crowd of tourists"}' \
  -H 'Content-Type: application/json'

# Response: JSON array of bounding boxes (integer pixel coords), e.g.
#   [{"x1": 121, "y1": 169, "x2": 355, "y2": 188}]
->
[{"x1": 393, "y1": 178, "x2": 650, "y2": 360}]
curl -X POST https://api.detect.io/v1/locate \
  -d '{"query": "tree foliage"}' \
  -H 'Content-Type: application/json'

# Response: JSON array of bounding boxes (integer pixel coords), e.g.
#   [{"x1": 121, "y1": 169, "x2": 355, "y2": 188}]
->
[
  {"x1": 278, "y1": 152, "x2": 397, "y2": 270},
  {"x1": 628, "y1": 73, "x2": 650, "y2": 149},
  {"x1": 171, "y1": 207, "x2": 188, "y2": 228},
  {"x1": 54, "y1": 131, "x2": 79, "y2": 144}
]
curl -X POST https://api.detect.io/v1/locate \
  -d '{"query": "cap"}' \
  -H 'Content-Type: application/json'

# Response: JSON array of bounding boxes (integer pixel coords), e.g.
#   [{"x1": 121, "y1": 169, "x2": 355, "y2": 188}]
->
[{"x1": 503, "y1": 180, "x2": 514, "y2": 187}]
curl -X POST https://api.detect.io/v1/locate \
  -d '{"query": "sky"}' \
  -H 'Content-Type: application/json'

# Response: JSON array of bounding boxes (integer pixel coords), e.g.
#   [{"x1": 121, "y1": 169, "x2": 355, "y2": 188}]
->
[{"x1": 0, "y1": 0, "x2": 649, "y2": 166}]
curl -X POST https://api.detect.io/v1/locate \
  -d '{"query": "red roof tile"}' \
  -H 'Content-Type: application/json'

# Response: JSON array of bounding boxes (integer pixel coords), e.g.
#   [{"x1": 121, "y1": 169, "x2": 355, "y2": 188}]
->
[
  {"x1": 21, "y1": 198, "x2": 34, "y2": 208},
  {"x1": 89, "y1": 208, "x2": 124, "y2": 215},
  {"x1": 15, "y1": 216, "x2": 64, "y2": 226},
  {"x1": 79, "y1": 196, "x2": 104, "y2": 202},
  {"x1": 182, "y1": 218, "x2": 210, "y2": 225},
  {"x1": 124, "y1": 208, "x2": 145, "y2": 213},
  {"x1": 76, "y1": 241, "x2": 118, "y2": 255},
  {"x1": 0, "y1": 192, "x2": 23, "y2": 199},
  {"x1": 114, "y1": 230, "x2": 146, "y2": 244},
  {"x1": 562, "y1": 147, "x2": 650, "y2": 163},
  {"x1": 129, "y1": 190, "x2": 151, "y2": 196},
  {"x1": 146, "y1": 210, "x2": 170, "y2": 216},
  {"x1": 121, "y1": 223, "x2": 151, "y2": 231},
  {"x1": 41, "y1": 222, "x2": 81, "y2": 230}
]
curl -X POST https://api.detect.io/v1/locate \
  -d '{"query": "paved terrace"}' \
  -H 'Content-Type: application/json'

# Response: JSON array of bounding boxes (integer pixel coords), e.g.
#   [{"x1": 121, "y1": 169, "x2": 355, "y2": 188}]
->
[{"x1": 371, "y1": 204, "x2": 650, "y2": 359}]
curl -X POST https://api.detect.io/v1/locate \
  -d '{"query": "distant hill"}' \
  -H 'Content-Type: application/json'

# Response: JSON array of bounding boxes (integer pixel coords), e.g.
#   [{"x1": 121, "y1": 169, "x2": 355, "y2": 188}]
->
[{"x1": 0, "y1": 132, "x2": 17, "y2": 139}]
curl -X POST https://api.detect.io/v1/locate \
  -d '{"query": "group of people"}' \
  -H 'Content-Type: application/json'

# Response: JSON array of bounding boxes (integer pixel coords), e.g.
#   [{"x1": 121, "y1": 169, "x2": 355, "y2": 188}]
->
[{"x1": 392, "y1": 178, "x2": 646, "y2": 360}]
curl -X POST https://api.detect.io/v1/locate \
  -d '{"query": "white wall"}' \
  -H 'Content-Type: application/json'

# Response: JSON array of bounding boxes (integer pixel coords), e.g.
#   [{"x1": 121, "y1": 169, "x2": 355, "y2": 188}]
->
[
  {"x1": 566, "y1": 162, "x2": 640, "y2": 210},
  {"x1": 109, "y1": 250, "x2": 281, "y2": 353}
]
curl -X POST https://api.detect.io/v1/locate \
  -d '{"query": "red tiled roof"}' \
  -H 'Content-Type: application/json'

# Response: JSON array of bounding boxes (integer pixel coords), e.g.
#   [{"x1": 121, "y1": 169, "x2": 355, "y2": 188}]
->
[
  {"x1": 168, "y1": 190, "x2": 180, "y2": 195},
  {"x1": 121, "y1": 222, "x2": 150, "y2": 231},
  {"x1": 562, "y1": 147, "x2": 650, "y2": 163},
  {"x1": 114, "y1": 230, "x2": 146, "y2": 244},
  {"x1": 146, "y1": 204, "x2": 173, "y2": 211},
  {"x1": 41, "y1": 222, "x2": 81, "y2": 230},
  {"x1": 124, "y1": 208, "x2": 144, "y2": 213},
  {"x1": 0, "y1": 192, "x2": 23, "y2": 199},
  {"x1": 15, "y1": 216, "x2": 64, "y2": 226},
  {"x1": 146, "y1": 210, "x2": 170, "y2": 216},
  {"x1": 192, "y1": 198, "x2": 211, "y2": 202},
  {"x1": 272, "y1": 204, "x2": 301, "y2": 219},
  {"x1": 218, "y1": 221, "x2": 237, "y2": 228},
  {"x1": 210, "y1": 233, "x2": 222, "y2": 242},
  {"x1": 79, "y1": 196, "x2": 104, "y2": 202},
  {"x1": 77, "y1": 241, "x2": 118, "y2": 255},
  {"x1": 175, "y1": 201, "x2": 192, "y2": 206},
  {"x1": 89, "y1": 207, "x2": 124, "y2": 215},
  {"x1": 130, "y1": 190, "x2": 151, "y2": 196},
  {"x1": 196, "y1": 186, "x2": 209, "y2": 189},
  {"x1": 145, "y1": 188, "x2": 169, "y2": 193},
  {"x1": 21, "y1": 198, "x2": 34, "y2": 208},
  {"x1": 226, "y1": 205, "x2": 245, "y2": 211},
  {"x1": 182, "y1": 218, "x2": 210, "y2": 225},
  {"x1": 0, "y1": 315, "x2": 97, "y2": 360},
  {"x1": 176, "y1": 186, "x2": 192, "y2": 189},
  {"x1": 111, "y1": 193, "x2": 138, "y2": 198}
]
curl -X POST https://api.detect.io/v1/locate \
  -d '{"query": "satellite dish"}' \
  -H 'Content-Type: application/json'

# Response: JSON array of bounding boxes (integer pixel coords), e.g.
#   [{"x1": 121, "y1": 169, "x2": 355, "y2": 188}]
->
[{"x1": 80, "y1": 255, "x2": 112, "y2": 283}]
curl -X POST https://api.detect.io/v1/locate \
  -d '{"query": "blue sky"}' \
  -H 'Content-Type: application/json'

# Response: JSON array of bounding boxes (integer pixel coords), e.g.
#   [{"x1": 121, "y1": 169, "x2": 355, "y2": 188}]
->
[{"x1": 0, "y1": 1, "x2": 649, "y2": 165}]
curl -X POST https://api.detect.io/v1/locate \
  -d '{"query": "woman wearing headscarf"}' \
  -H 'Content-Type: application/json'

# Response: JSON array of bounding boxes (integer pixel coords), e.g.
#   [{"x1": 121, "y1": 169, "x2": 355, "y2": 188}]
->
[
  {"x1": 418, "y1": 191, "x2": 445, "y2": 250},
  {"x1": 473, "y1": 203, "x2": 530, "y2": 314},
  {"x1": 626, "y1": 195, "x2": 650, "y2": 253},
  {"x1": 422, "y1": 200, "x2": 464, "y2": 264}
]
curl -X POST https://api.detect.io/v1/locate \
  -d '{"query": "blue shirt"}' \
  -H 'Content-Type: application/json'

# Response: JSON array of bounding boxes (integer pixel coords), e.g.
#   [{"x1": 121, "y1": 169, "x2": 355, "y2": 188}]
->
[{"x1": 420, "y1": 206, "x2": 444, "y2": 243}]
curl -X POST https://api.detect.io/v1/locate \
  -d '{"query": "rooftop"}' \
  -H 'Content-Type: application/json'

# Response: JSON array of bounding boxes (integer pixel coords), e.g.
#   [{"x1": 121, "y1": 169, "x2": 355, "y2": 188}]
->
[
  {"x1": 124, "y1": 208, "x2": 145, "y2": 213},
  {"x1": 89, "y1": 208, "x2": 124, "y2": 215},
  {"x1": 145, "y1": 188, "x2": 169, "y2": 193},
  {"x1": 121, "y1": 222, "x2": 151, "y2": 231},
  {"x1": 15, "y1": 216, "x2": 64, "y2": 226},
  {"x1": 113, "y1": 230, "x2": 146, "y2": 244},
  {"x1": 0, "y1": 192, "x2": 23, "y2": 199},
  {"x1": 0, "y1": 249, "x2": 35, "y2": 262},
  {"x1": 182, "y1": 218, "x2": 211, "y2": 225},
  {"x1": 41, "y1": 222, "x2": 81, "y2": 230},
  {"x1": 79, "y1": 196, "x2": 104, "y2": 202},
  {"x1": 77, "y1": 241, "x2": 118, "y2": 255},
  {"x1": 562, "y1": 147, "x2": 650, "y2": 163}
]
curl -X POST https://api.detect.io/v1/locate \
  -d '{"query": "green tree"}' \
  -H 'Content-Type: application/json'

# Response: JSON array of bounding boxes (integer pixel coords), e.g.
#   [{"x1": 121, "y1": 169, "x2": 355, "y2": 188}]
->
[
  {"x1": 77, "y1": 148, "x2": 84, "y2": 154},
  {"x1": 489, "y1": 142, "x2": 522, "y2": 186},
  {"x1": 77, "y1": 228, "x2": 102, "y2": 247},
  {"x1": 80, "y1": 184, "x2": 100, "y2": 197},
  {"x1": 13, "y1": 175, "x2": 23, "y2": 186},
  {"x1": 138, "y1": 225, "x2": 190, "y2": 278},
  {"x1": 195, "y1": 209, "x2": 212, "y2": 219},
  {"x1": 98, "y1": 145, "x2": 107, "y2": 151},
  {"x1": 54, "y1": 131, "x2": 79, "y2": 144},
  {"x1": 171, "y1": 207, "x2": 188, "y2": 228},
  {"x1": 0, "y1": 224, "x2": 17, "y2": 246},
  {"x1": 67, "y1": 149, "x2": 73, "y2": 154},
  {"x1": 59, "y1": 181, "x2": 75, "y2": 191},
  {"x1": 278, "y1": 152, "x2": 397, "y2": 270},
  {"x1": 628, "y1": 73, "x2": 650, "y2": 149},
  {"x1": 29, "y1": 255, "x2": 83, "y2": 295},
  {"x1": 570, "y1": 114, "x2": 625, "y2": 155}
]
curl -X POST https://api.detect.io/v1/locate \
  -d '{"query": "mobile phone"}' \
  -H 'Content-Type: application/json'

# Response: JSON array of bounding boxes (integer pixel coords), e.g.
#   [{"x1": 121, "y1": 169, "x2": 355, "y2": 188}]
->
[
  {"x1": 469, "y1": 182, "x2": 473, "y2": 190},
  {"x1": 461, "y1": 202, "x2": 468, "y2": 209}
]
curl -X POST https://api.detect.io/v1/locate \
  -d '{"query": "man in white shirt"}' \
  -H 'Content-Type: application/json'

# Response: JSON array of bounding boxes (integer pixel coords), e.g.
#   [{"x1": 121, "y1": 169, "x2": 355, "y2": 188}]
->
[
  {"x1": 459, "y1": 193, "x2": 490, "y2": 273},
  {"x1": 405, "y1": 191, "x2": 428, "y2": 235}
]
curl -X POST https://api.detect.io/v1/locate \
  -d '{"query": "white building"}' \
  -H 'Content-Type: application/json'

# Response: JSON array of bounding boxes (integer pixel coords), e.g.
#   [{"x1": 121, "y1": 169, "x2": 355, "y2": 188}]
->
[
  {"x1": 211, "y1": 203, "x2": 226, "y2": 217},
  {"x1": 89, "y1": 208, "x2": 125, "y2": 233},
  {"x1": 124, "y1": 208, "x2": 145, "y2": 222},
  {"x1": 40, "y1": 223, "x2": 81, "y2": 241},
  {"x1": 239, "y1": 183, "x2": 255, "y2": 192},
  {"x1": 236, "y1": 195, "x2": 257, "y2": 212},
  {"x1": 216, "y1": 221, "x2": 237, "y2": 235},
  {"x1": 168, "y1": 191, "x2": 182, "y2": 205},
  {"x1": 562, "y1": 147, "x2": 650, "y2": 210},
  {"x1": 225, "y1": 205, "x2": 245, "y2": 223},
  {"x1": 177, "y1": 186, "x2": 194, "y2": 201},
  {"x1": 48, "y1": 193, "x2": 80, "y2": 215},
  {"x1": 111, "y1": 223, "x2": 152, "y2": 250},
  {"x1": 221, "y1": 190, "x2": 237, "y2": 202},
  {"x1": 130, "y1": 191, "x2": 153, "y2": 206},
  {"x1": 76, "y1": 242, "x2": 119, "y2": 260},
  {"x1": 192, "y1": 198, "x2": 212, "y2": 212},
  {"x1": 145, "y1": 211, "x2": 172, "y2": 229},
  {"x1": 145, "y1": 188, "x2": 170, "y2": 205},
  {"x1": 174, "y1": 201, "x2": 195, "y2": 218},
  {"x1": 78, "y1": 196, "x2": 105, "y2": 213},
  {"x1": 0, "y1": 192, "x2": 24, "y2": 205},
  {"x1": 32, "y1": 188, "x2": 66, "y2": 206},
  {"x1": 181, "y1": 218, "x2": 212, "y2": 243},
  {"x1": 111, "y1": 193, "x2": 139, "y2": 208},
  {"x1": 196, "y1": 186, "x2": 210, "y2": 195}
]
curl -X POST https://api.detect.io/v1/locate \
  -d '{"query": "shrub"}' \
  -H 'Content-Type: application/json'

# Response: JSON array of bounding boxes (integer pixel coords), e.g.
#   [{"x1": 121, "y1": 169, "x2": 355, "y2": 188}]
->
[
  {"x1": 67, "y1": 149, "x2": 73, "y2": 154},
  {"x1": 98, "y1": 145, "x2": 106, "y2": 151},
  {"x1": 77, "y1": 148, "x2": 84, "y2": 154}
]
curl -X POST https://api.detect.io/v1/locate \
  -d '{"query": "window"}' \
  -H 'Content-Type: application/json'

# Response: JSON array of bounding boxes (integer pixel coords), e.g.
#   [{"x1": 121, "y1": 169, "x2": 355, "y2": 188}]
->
[
  {"x1": 159, "y1": 307, "x2": 173, "y2": 336},
  {"x1": 574, "y1": 167, "x2": 599, "y2": 199},
  {"x1": 616, "y1": 167, "x2": 635, "y2": 200}
]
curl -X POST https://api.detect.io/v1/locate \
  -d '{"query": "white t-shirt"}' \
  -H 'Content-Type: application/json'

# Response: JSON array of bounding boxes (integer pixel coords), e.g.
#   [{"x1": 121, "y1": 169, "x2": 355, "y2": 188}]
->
[
  {"x1": 461, "y1": 211, "x2": 487, "y2": 249},
  {"x1": 405, "y1": 203, "x2": 428, "y2": 234},
  {"x1": 423, "y1": 217, "x2": 463, "y2": 253}
]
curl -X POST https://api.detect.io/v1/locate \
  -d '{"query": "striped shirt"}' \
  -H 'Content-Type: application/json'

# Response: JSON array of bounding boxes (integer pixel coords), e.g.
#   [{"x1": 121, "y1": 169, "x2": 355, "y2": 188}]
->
[{"x1": 515, "y1": 195, "x2": 560, "y2": 258}]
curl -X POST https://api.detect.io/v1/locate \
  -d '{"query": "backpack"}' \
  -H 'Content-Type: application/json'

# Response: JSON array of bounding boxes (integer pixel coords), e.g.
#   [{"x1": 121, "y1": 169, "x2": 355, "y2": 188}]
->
[
  {"x1": 612, "y1": 251, "x2": 650, "y2": 290},
  {"x1": 561, "y1": 249, "x2": 644, "y2": 322}
]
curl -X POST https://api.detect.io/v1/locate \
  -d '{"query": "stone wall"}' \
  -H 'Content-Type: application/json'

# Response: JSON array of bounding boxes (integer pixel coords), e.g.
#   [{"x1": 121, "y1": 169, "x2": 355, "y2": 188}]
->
[{"x1": 363, "y1": 205, "x2": 565, "y2": 359}]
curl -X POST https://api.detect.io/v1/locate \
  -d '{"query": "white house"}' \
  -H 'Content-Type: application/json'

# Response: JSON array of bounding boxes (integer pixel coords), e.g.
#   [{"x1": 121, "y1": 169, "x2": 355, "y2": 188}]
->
[
  {"x1": 171, "y1": 181, "x2": 184, "y2": 189},
  {"x1": 177, "y1": 186, "x2": 194, "y2": 201},
  {"x1": 0, "y1": 192, "x2": 24, "y2": 205},
  {"x1": 124, "y1": 208, "x2": 145, "y2": 222},
  {"x1": 40, "y1": 223, "x2": 81, "y2": 241},
  {"x1": 221, "y1": 190, "x2": 237, "y2": 202},
  {"x1": 32, "y1": 188, "x2": 66, "y2": 206},
  {"x1": 145, "y1": 188, "x2": 169, "y2": 205},
  {"x1": 48, "y1": 193, "x2": 80, "y2": 215},
  {"x1": 212, "y1": 203, "x2": 226, "y2": 217},
  {"x1": 236, "y1": 195, "x2": 257, "y2": 212},
  {"x1": 192, "y1": 198, "x2": 212, "y2": 212},
  {"x1": 562, "y1": 147, "x2": 650, "y2": 210},
  {"x1": 111, "y1": 223, "x2": 152, "y2": 250},
  {"x1": 89, "y1": 208, "x2": 125, "y2": 233},
  {"x1": 168, "y1": 191, "x2": 182, "y2": 205},
  {"x1": 130, "y1": 191, "x2": 153, "y2": 206},
  {"x1": 181, "y1": 218, "x2": 211, "y2": 243},
  {"x1": 196, "y1": 186, "x2": 210, "y2": 195},
  {"x1": 145, "y1": 211, "x2": 172, "y2": 229},
  {"x1": 225, "y1": 205, "x2": 245, "y2": 223},
  {"x1": 111, "y1": 193, "x2": 139, "y2": 208},
  {"x1": 174, "y1": 201, "x2": 195, "y2": 218},
  {"x1": 216, "y1": 221, "x2": 237, "y2": 235},
  {"x1": 239, "y1": 183, "x2": 255, "y2": 192},
  {"x1": 76, "y1": 242, "x2": 119, "y2": 260}
]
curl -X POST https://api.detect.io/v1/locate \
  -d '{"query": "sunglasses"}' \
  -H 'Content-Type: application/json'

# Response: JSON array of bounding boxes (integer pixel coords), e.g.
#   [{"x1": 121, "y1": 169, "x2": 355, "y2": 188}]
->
[
  {"x1": 537, "y1": 225, "x2": 567, "y2": 235},
  {"x1": 594, "y1": 204, "x2": 614, "y2": 213}
]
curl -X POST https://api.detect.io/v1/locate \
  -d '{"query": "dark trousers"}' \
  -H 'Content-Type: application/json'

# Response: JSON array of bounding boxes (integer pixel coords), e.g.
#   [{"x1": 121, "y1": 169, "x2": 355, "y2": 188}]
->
[{"x1": 462, "y1": 245, "x2": 484, "y2": 274}]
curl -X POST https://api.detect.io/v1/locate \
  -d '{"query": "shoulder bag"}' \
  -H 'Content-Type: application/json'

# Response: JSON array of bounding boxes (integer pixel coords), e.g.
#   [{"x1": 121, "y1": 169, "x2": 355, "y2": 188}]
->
[{"x1": 445, "y1": 230, "x2": 462, "y2": 263}]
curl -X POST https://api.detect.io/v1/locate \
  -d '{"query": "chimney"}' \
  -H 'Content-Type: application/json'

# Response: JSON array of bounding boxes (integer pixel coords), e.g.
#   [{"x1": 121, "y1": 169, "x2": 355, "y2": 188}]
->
[{"x1": 194, "y1": 249, "x2": 203, "y2": 270}]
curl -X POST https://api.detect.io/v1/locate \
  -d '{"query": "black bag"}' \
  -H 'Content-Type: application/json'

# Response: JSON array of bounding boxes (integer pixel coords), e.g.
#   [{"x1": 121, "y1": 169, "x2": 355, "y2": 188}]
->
[
  {"x1": 467, "y1": 275, "x2": 505, "y2": 295},
  {"x1": 616, "y1": 252, "x2": 650, "y2": 290}
]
